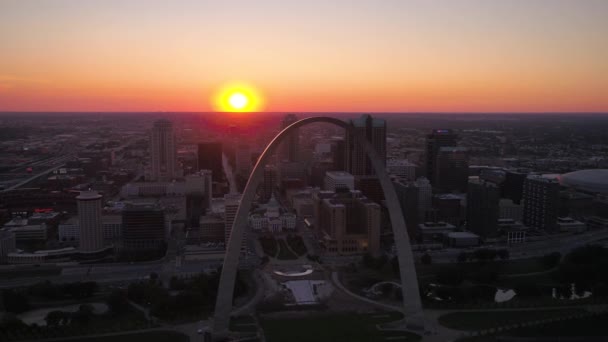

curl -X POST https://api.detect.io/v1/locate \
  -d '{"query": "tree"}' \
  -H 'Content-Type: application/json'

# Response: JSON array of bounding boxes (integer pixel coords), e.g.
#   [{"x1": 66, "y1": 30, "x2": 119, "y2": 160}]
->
[
  {"x1": 473, "y1": 248, "x2": 497, "y2": 263},
  {"x1": 2, "y1": 289, "x2": 30, "y2": 314},
  {"x1": 541, "y1": 252, "x2": 562, "y2": 268},
  {"x1": 106, "y1": 290, "x2": 129, "y2": 314},
  {"x1": 45, "y1": 311, "x2": 64, "y2": 327},
  {"x1": 457, "y1": 251, "x2": 469, "y2": 263},
  {"x1": 421, "y1": 253, "x2": 432, "y2": 265},
  {"x1": 497, "y1": 249, "x2": 510, "y2": 260}
]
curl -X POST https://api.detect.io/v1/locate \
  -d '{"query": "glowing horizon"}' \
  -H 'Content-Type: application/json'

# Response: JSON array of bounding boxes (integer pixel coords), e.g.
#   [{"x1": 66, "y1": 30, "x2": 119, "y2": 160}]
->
[{"x1": 1, "y1": 0, "x2": 607, "y2": 113}]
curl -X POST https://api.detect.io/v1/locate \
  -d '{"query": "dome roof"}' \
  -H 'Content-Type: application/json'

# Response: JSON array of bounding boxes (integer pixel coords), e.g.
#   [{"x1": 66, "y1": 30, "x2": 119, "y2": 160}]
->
[{"x1": 559, "y1": 169, "x2": 608, "y2": 194}]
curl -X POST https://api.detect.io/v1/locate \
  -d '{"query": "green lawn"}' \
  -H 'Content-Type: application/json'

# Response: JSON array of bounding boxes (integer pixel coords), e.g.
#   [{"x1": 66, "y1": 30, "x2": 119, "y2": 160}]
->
[
  {"x1": 261, "y1": 312, "x2": 421, "y2": 342},
  {"x1": 286, "y1": 235, "x2": 307, "y2": 256},
  {"x1": 52, "y1": 331, "x2": 189, "y2": 342},
  {"x1": 259, "y1": 237, "x2": 278, "y2": 257},
  {"x1": 439, "y1": 309, "x2": 586, "y2": 331},
  {"x1": 276, "y1": 239, "x2": 298, "y2": 260}
]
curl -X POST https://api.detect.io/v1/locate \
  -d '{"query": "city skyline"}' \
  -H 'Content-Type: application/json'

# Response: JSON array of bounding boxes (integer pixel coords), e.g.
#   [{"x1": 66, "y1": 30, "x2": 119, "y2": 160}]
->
[{"x1": 1, "y1": 0, "x2": 607, "y2": 113}]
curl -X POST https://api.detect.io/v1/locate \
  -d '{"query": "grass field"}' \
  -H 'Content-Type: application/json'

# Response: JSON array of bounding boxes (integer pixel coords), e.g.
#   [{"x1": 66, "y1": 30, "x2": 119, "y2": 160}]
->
[
  {"x1": 276, "y1": 239, "x2": 299, "y2": 260},
  {"x1": 53, "y1": 331, "x2": 189, "y2": 342},
  {"x1": 286, "y1": 235, "x2": 307, "y2": 256},
  {"x1": 259, "y1": 237, "x2": 278, "y2": 257},
  {"x1": 261, "y1": 312, "x2": 421, "y2": 342},
  {"x1": 439, "y1": 308, "x2": 586, "y2": 331}
]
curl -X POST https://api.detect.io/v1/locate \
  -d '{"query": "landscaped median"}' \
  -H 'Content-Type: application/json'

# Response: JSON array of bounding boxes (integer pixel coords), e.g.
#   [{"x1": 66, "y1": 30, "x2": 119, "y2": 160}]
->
[
  {"x1": 260, "y1": 312, "x2": 421, "y2": 342},
  {"x1": 438, "y1": 308, "x2": 586, "y2": 331}
]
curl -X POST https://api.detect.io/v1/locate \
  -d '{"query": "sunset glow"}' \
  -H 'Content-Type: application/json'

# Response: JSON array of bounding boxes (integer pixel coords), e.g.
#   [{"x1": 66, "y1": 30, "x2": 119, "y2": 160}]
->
[{"x1": 0, "y1": 1, "x2": 607, "y2": 112}]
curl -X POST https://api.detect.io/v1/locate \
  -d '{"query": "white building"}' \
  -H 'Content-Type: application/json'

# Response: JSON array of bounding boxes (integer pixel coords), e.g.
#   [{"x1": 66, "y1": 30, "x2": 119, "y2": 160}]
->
[
  {"x1": 324, "y1": 171, "x2": 354, "y2": 192},
  {"x1": 387, "y1": 159, "x2": 417, "y2": 181},
  {"x1": 77, "y1": 190, "x2": 105, "y2": 252},
  {"x1": 248, "y1": 196, "x2": 297, "y2": 233}
]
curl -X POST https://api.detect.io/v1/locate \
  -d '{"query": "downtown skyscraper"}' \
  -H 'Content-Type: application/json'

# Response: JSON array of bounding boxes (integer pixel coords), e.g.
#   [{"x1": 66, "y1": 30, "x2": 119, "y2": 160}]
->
[{"x1": 150, "y1": 119, "x2": 177, "y2": 181}]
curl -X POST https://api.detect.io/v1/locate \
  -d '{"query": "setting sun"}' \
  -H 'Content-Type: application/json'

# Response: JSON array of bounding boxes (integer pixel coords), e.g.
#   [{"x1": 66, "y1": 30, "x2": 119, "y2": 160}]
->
[
  {"x1": 214, "y1": 82, "x2": 264, "y2": 112},
  {"x1": 228, "y1": 93, "x2": 248, "y2": 110}
]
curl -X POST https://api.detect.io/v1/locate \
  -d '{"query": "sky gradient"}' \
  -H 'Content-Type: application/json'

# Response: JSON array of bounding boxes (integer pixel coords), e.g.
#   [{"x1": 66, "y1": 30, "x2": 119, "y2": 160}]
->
[{"x1": 1, "y1": 0, "x2": 607, "y2": 112}]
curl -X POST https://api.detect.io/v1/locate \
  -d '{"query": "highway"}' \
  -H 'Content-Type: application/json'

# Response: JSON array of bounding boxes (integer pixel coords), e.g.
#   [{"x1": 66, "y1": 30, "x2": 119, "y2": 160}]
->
[{"x1": 418, "y1": 229, "x2": 608, "y2": 263}]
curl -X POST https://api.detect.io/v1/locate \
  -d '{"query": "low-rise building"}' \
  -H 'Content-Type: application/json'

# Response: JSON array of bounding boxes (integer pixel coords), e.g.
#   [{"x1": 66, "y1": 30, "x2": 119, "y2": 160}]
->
[
  {"x1": 445, "y1": 231, "x2": 480, "y2": 248},
  {"x1": 557, "y1": 217, "x2": 586, "y2": 233}
]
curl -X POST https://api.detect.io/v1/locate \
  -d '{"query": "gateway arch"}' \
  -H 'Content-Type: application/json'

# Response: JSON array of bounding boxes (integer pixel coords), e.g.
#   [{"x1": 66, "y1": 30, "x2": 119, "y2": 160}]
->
[{"x1": 212, "y1": 117, "x2": 423, "y2": 337}]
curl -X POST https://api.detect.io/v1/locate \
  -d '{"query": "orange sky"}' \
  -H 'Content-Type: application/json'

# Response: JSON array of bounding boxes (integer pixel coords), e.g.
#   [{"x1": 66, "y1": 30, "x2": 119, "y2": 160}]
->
[{"x1": 1, "y1": 0, "x2": 607, "y2": 112}]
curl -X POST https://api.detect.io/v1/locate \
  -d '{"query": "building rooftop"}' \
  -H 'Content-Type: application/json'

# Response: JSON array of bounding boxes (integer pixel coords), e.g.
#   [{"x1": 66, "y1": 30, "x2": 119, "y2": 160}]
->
[{"x1": 559, "y1": 169, "x2": 608, "y2": 195}]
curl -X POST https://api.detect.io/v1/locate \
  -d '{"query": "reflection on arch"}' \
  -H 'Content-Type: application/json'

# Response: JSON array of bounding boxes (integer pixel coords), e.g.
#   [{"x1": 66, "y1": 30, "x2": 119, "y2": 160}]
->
[{"x1": 212, "y1": 117, "x2": 423, "y2": 337}]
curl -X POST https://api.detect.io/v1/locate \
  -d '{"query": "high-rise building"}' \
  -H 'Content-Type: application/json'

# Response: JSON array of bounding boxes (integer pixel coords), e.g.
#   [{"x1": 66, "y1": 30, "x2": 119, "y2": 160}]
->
[
  {"x1": 387, "y1": 159, "x2": 417, "y2": 181},
  {"x1": 393, "y1": 179, "x2": 419, "y2": 239},
  {"x1": 435, "y1": 147, "x2": 469, "y2": 193},
  {"x1": 198, "y1": 142, "x2": 223, "y2": 182},
  {"x1": 317, "y1": 190, "x2": 381, "y2": 256},
  {"x1": 121, "y1": 203, "x2": 166, "y2": 252},
  {"x1": 504, "y1": 170, "x2": 527, "y2": 204},
  {"x1": 150, "y1": 119, "x2": 177, "y2": 181},
  {"x1": 415, "y1": 177, "x2": 433, "y2": 220},
  {"x1": 0, "y1": 228, "x2": 16, "y2": 263},
  {"x1": 77, "y1": 190, "x2": 104, "y2": 252},
  {"x1": 425, "y1": 129, "x2": 458, "y2": 186},
  {"x1": 224, "y1": 193, "x2": 246, "y2": 251},
  {"x1": 346, "y1": 114, "x2": 386, "y2": 176},
  {"x1": 261, "y1": 165, "x2": 277, "y2": 203},
  {"x1": 523, "y1": 175, "x2": 560, "y2": 231},
  {"x1": 280, "y1": 114, "x2": 299, "y2": 162},
  {"x1": 331, "y1": 138, "x2": 346, "y2": 171},
  {"x1": 467, "y1": 178, "x2": 500, "y2": 238},
  {"x1": 324, "y1": 171, "x2": 355, "y2": 192},
  {"x1": 235, "y1": 141, "x2": 251, "y2": 176}
]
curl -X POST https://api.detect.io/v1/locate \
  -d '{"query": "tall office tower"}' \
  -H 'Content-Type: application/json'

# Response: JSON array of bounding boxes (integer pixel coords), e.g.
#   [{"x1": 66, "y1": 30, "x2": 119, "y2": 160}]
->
[
  {"x1": 122, "y1": 203, "x2": 166, "y2": 252},
  {"x1": 467, "y1": 178, "x2": 500, "y2": 238},
  {"x1": 425, "y1": 129, "x2": 458, "y2": 186},
  {"x1": 198, "y1": 141, "x2": 223, "y2": 182},
  {"x1": 346, "y1": 114, "x2": 386, "y2": 176},
  {"x1": 331, "y1": 138, "x2": 346, "y2": 171},
  {"x1": 317, "y1": 191, "x2": 381, "y2": 256},
  {"x1": 435, "y1": 147, "x2": 469, "y2": 193},
  {"x1": 77, "y1": 190, "x2": 104, "y2": 252},
  {"x1": 0, "y1": 228, "x2": 16, "y2": 263},
  {"x1": 235, "y1": 141, "x2": 251, "y2": 176},
  {"x1": 415, "y1": 177, "x2": 433, "y2": 219},
  {"x1": 387, "y1": 159, "x2": 417, "y2": 181},
  {"x1": 504, "y1": 170, "x2": 527, "y2": 204},
  {"x1": 224, "y1": 193, "x2": 246, "y2": 251},
  {"x1": 324, "y1": 171, "x2": 355, "y2": 192},
  {"x1": 150, "y1": 119, "x2": 177, "y2": 181},
  {"x1": 185, "y1": 172, "x2": 209, "y2": 229},
  {"x1": 393, "y1": 179, "x2": 419, "y2": 239},
  {"x1": 523, "y1": 175, "x2": 560, "y2": 231},
  {"x1": 280, "y1": 114, "x2": 299, "y2": 162},
  {"x1": 261, "y1": 165, "x2": 277, "y2": 203}
]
